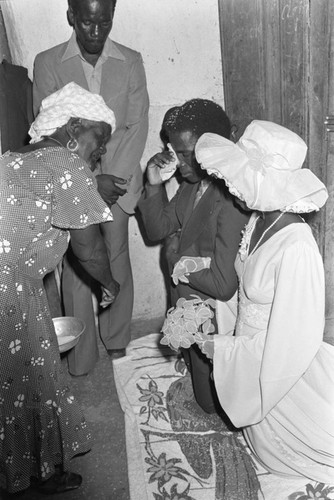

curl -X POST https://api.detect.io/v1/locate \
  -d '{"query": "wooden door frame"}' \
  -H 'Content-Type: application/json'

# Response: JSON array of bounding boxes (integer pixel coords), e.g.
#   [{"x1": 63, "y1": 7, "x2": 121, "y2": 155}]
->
[
  {"x1": 218, "y1": 0, "x2": 310, "y2": 140},
  {"x1": 322, "y1": 1, "x2": 334, "y2": 327},
  {"x1": 308, "y1": 0, "x2": 332, "y2": 251},
  {"x1": 218, "y1": 0, "x2": 334, "y2": 332},
  {"x1": 218, "y1": 0, "x2": 331, "y2": 244}
]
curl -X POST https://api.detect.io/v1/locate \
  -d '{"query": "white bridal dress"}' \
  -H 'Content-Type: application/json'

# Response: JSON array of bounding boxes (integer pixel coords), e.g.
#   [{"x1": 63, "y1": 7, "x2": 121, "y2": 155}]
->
[{"x1": 213, "y1": 214, "x2": 334, "y2": 482}]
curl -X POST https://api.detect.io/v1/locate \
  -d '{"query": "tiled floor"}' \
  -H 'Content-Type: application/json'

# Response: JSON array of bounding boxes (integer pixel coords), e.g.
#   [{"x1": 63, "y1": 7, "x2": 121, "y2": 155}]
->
[{"x1": 1, "y1": 316, "x2": 164, "y2": 500}]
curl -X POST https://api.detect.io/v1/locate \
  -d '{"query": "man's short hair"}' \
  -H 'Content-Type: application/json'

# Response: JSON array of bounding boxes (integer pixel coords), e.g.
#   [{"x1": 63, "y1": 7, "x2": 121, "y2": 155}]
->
[
  {"x1": 161, "y1": 99, "x2": 231, "y2": 145},
  {"x1": 68, "y1": 0, "x2": 117, "y2": 11}
]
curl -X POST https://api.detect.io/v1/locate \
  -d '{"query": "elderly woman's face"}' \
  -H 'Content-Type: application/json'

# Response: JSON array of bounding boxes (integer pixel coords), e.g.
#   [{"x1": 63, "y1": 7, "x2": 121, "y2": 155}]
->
[
  {"x1": 76, "y1": 120, "x2": 111, "y2": 170},
  {"x1": 169, "y1": 130, "x2": 206, "y2": 184}
]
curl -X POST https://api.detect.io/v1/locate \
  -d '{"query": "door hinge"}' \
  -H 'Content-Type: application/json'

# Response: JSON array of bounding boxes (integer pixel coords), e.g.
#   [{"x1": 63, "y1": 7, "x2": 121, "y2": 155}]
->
[{"x1": 325, "y1": 116, "x2": 334, "y2": 132}]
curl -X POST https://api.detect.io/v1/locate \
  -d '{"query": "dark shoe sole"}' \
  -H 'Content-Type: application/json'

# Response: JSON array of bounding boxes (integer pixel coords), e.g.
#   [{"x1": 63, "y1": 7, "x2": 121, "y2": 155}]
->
[
  {"x1": 107, "y1": 348, "x2": 126, "y2": 359},
  {"x1": 33, "y1": 471, "x2": 82, "y2": 494}
]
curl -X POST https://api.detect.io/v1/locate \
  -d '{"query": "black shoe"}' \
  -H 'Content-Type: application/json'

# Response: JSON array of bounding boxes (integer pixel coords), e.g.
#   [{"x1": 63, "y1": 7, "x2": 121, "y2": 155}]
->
[
  {"x1": 32, "y1": 471, "x2": 82, "y2": 494},
  {"x1": 107, "y1": 348, "x2": 126, "y2": 360}
]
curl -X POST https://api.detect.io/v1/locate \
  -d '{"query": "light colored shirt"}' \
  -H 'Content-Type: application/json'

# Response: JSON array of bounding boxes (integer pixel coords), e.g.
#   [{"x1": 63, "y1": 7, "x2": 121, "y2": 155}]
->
[
  {"x1": 193, "y1": 178, "x2": 211, "y2": 209},
  {"x1": 61, "y1": 32, "x2": 114, "y2": 94}
]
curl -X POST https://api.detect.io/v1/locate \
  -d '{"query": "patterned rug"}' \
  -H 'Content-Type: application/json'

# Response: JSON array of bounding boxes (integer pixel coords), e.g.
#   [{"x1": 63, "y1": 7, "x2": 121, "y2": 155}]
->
[{"x1": 113, "y1": 333, "x2": 334, "y2": 500}]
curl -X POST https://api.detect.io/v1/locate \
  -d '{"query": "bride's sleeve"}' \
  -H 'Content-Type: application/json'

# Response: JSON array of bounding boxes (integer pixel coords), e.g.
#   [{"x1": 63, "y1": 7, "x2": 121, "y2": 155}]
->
[{"x1": 259, "y1": 241, "x2": 324, "y2": 417}]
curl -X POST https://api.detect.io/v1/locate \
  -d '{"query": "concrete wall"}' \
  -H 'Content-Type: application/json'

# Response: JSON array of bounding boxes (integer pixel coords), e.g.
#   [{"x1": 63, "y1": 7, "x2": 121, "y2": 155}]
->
[{"x1": 2, "y1": 0, "x2": 224, "y2": 319}]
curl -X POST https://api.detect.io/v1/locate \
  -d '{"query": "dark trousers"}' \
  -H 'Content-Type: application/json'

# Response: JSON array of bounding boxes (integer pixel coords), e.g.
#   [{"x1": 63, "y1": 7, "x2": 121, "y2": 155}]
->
[{"x1": 181, "y1": 343, "x2": 222, "y2": 414}]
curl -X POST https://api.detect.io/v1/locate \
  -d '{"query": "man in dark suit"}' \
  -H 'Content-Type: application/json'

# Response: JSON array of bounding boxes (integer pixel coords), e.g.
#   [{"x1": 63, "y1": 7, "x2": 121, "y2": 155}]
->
[
  {"x1": 138, "y1": 99, "x2": 249, "y2": 414},
  {"x1": 33, "y1": 0, "x2": 149, "y2": 375}
]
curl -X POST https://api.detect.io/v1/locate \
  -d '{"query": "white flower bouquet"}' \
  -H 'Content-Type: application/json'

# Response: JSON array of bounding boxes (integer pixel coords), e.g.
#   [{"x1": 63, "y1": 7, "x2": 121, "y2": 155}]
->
[{"x1": 160, "y1": 294, "x2": 216, "y2": 351}]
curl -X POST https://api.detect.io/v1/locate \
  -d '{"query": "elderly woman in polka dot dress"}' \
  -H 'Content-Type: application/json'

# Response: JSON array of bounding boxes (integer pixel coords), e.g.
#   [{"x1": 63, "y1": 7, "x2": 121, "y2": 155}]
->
[{"x1": 0, "y1": 82, "x2": 119, "y2": 495}]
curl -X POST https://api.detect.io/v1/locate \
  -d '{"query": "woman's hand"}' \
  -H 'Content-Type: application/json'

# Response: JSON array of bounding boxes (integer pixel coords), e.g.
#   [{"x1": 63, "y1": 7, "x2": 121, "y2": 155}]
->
[
  {"x1": 197, "y1": 339, "x2": 214, "y2": 360},
  {"x1": 172, "y1": 256, "x2": 212, "y2": 285},
  {"x1": 146, "y1": 151, "x2": 176, "y2": 185},
  {"x1": 100, "y1": 279, "x2": 120, "y2": 308},
  {"x1": 96, "y1": 174, "x2": 127, "y2": 206}
]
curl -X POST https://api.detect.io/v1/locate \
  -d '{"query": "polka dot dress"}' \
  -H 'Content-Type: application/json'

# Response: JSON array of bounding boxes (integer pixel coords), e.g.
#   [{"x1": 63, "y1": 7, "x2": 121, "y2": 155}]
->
[{"x1": 0, "y1": 147, "x2": 113, "y2": 493}]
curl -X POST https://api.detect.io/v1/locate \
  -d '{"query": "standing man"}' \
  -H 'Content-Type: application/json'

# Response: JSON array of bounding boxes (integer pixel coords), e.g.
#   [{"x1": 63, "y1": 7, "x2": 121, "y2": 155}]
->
[{"x1": 33, "y1": 0, "x2": 149, "y2": 375}]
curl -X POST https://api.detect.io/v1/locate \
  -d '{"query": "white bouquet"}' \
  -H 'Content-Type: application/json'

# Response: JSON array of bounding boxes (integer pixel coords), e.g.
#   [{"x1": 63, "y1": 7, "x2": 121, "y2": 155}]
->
[{"x1": 160, "y1": 294, "x2": 216, "y2": 351}]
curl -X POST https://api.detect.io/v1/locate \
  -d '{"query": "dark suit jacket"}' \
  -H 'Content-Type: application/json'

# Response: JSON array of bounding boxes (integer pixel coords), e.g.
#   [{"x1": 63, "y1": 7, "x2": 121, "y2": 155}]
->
[
  {"x1": 0, "y1": 60, "x2": 33, "y2": 152},
  {"x1": 138, "y1": 180, "x2": 250, "y2": 306}
]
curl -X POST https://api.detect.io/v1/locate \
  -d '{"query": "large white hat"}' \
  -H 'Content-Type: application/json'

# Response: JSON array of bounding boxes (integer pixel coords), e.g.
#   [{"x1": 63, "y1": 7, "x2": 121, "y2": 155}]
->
[{"x1": 195, "y1": 120, "x2": 328, "y2": 213}]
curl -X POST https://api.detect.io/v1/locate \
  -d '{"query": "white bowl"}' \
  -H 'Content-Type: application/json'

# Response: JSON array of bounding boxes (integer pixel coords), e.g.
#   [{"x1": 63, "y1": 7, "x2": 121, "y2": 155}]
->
[{"x1": 53, "y1": 316, "x2": 85, "y2": 353}]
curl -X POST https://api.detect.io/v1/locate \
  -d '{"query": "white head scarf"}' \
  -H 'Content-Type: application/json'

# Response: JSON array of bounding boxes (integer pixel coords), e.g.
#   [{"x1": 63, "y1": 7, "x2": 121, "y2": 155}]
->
[
  {"x1": 195, "y1": 120, "x2": 328, "y2": 213},
  {"x1": 29, "y1": 82, "x2": 116, "y2": 143}
]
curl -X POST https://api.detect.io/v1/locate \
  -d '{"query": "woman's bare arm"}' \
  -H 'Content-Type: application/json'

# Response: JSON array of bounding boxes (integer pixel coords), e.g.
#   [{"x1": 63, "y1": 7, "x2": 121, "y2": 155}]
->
[{"x1": 69, "y1": 224, "x2": 119, "y2": 299}]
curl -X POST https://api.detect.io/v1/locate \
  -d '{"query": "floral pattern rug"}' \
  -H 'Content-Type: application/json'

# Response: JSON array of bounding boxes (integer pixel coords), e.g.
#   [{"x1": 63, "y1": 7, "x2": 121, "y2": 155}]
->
[{"x1": 113, "y1": 333, "x2": 334, "y2": 500}]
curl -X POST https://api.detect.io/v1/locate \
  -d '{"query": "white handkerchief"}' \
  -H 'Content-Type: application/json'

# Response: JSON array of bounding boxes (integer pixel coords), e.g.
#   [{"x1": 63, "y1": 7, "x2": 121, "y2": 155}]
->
[{"x1": 160, "y1": 143, "x2": 178, "y2": 182}]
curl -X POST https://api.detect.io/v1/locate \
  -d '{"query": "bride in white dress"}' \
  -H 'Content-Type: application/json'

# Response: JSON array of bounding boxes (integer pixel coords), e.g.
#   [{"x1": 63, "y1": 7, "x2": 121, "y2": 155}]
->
[{"x1": 193, "y1": 120, "x2": 334, "y2": 483}]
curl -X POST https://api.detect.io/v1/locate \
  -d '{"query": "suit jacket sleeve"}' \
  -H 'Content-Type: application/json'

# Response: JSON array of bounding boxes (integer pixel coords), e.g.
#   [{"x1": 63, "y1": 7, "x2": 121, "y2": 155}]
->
[
  {"x1": 104, "y1": 54, "x2": 149, "y2": 182},
  {"x1": 33, "y1": 53, "x2": 59, "y2": 117},
  {"x1": 138, "y1": 184, "x2": 183, "y2": 241},
  {"x1": 185, "y1": 198, "x2": 248, "y2": 301}
]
